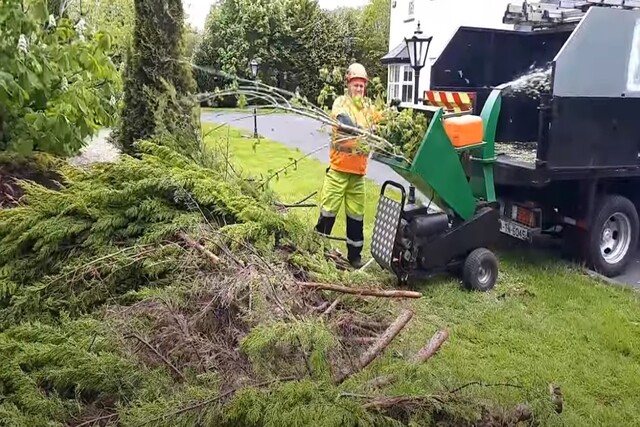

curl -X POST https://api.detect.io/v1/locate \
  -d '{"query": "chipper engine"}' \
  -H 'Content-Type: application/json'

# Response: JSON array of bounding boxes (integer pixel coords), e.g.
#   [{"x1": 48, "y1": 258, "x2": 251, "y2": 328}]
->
[{"x1": 370, "y1": 91, "x2": 505, "y2": 291}]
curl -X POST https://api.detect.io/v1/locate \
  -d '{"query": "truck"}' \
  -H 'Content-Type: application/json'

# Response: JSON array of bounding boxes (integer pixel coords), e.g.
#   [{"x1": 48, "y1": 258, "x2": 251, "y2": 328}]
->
[{"x1": 418, "y1": 1, "x2": 640, "y2": 278}]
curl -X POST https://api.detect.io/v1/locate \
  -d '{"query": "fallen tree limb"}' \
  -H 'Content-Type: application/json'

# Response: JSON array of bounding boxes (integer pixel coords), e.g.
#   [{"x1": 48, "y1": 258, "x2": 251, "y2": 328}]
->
[
  {"x1": 177, "y1": 231, "x2": 220, "y2": 265},
  {"x1": 335, "y1": 309, "x2": 414, "y2": 384},
  {"x1": 297, "y1": 282, "x2": 422, "y2": 299},
  {"x1": 410, "y1": 329, "x2": 449, "y2": 364}
]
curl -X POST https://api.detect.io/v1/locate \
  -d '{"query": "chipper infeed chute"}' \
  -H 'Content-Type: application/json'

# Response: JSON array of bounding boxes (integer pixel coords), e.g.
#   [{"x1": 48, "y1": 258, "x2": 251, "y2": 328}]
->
[{"x1": 369, "y1": 93, "x2": 503, "y2": 290}]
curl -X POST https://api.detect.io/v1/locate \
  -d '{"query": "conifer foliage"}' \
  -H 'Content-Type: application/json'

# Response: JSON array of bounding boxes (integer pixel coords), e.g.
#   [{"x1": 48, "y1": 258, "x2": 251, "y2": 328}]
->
[{"x1": 117, "y1": 0, "x2": 201, "y2": 157}]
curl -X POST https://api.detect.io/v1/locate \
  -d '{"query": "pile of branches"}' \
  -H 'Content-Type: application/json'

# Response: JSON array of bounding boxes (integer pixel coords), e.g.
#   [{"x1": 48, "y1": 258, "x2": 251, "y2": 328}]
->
[{"x1": 0, "y1": 139, "x2": 539, "y2": 426}]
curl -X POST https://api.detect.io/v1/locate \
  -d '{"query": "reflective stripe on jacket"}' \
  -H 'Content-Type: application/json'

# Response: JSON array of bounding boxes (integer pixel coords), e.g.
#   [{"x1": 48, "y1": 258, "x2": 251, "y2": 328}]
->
[{"x1": 329, "y1": 95, "x2": 380, "y2": 176}]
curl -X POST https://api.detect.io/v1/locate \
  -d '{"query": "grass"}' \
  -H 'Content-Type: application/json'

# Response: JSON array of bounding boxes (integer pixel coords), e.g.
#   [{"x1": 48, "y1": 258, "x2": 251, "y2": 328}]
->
[
  {"x1": 202, "y1": 123, "x2": 640, "y2": 426},
  {"x1": 203, "y1": 123, "x2": 385, "y2": 255}
]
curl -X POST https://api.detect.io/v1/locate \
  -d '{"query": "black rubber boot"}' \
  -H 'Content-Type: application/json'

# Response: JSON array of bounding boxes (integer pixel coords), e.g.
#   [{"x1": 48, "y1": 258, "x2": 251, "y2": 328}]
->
[{"x1": 349, "y1": 256, "x2": 365, "y2": 269}]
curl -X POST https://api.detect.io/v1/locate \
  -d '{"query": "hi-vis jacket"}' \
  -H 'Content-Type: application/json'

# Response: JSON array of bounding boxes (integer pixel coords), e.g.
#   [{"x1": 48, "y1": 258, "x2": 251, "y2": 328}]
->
[{"x1": 329, "y1": 95, "x2": 382, "y2": 176}]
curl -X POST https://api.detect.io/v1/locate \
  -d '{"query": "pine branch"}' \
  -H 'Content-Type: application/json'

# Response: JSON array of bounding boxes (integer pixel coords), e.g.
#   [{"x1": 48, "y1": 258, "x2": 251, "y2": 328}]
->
[
  {"x1": 124, "y1": 333, "x2": 186, "y2": 381},
  {"x1": 296, "y1": 282, "x2": 422, "y2": 299},
  {"x1": 137, "y1": 376, "x2": 300, "y2": 426}
]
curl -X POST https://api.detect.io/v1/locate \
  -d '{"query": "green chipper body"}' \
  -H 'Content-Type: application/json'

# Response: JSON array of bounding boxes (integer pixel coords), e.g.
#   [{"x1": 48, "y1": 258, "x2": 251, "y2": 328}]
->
[
  {"x1": 368, "y1": 89, "x2": 504, "y2": 290},
  {"x1": 371, "y1": 89, "x2": 503, "y2": 220}
]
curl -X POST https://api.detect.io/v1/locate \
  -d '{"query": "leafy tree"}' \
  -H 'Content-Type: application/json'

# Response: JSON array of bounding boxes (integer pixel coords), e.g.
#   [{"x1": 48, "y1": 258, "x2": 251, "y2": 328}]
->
[
  {"x1": 283, "y1": 0, "x2": 348, "y2": 98},
  {"x1": 184, "y1": 23, "x2": 201, "y2": 61},
  {"x1": 117, "y1": 0, "x2": 201, "y2": 157},
  {"x1": 356, "y1": 0, "x2": 390, "y2": 83},
  {"x1": 48, "y1": 0, "x2": 135, "y2": 66},
  {"x1": 0, "y1": 0, "x2": 120, "y2": 156},
  {"x1": 194, "y1": 0, "x2": 392, "y2": 107}
]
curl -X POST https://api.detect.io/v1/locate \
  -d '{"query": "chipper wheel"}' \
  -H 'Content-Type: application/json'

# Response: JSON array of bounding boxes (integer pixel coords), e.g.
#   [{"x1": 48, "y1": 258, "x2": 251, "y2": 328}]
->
[{"x1": 462, "y1": 248, "x2": 498, "y2": 292}]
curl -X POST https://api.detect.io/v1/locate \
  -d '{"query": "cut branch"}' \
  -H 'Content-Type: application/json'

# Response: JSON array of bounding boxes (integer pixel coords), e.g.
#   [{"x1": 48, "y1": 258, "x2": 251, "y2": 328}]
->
[
  {"x1": 297, "y1": 282, "x2": 422, "y2": 299},
  {"x1": 410, "y1": 329, "x2": 449, "y2": 364},
  {"x1": 335, "y1": 309, "x2": 414, "y2": 384},
  {"x1": 362, "y1": 395, "x2": 445, "y2": 410},
  {"x1": 321, "y1": 298, "x2": 340, "y2": 317},
  {"x1": 366, "y1": 329, "x2": 449, "y2": 389},
  {"x1": 177, "y1": 231, "x2": 220, "y2": 265},
  {"x1": 125, "y1": 333, "x2": 186, "y2": 381},
  {"x1": 74, "y1": 412, "x2": 119, "y2": 427}
]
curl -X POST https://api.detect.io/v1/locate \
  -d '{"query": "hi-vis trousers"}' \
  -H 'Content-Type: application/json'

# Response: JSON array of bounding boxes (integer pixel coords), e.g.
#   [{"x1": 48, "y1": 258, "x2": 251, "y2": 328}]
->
[{"x1": 314, "y1": 168, "x2": 365, "y2": 261}]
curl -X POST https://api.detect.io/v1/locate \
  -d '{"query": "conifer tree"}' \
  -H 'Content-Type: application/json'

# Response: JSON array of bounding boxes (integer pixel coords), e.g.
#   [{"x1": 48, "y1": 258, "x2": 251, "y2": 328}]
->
[{"x1": 117, "y1": 0, "x2": 201, "y2": 157}]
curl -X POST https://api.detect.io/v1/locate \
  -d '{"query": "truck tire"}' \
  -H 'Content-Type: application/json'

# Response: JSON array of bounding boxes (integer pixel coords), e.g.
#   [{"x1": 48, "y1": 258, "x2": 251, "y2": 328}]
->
[
  {"x1": 586, "y1": 195, "x2": 639, "y2": 277},
  {"x1": 462, "y1": 248, "x2": 498, "y2": 292}
]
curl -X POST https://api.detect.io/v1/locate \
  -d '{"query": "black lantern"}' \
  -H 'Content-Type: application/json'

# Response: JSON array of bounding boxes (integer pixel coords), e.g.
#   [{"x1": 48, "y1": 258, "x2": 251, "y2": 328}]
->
[
  {"x1": 404, "y1": 21, "x2": 433, "y2": 104},
  {"x1": 249, "y1": 58, "x2": 260, "y2": 138},
  {"x1": 250, "y1": 58, "x2": 259, "y2": 79}
]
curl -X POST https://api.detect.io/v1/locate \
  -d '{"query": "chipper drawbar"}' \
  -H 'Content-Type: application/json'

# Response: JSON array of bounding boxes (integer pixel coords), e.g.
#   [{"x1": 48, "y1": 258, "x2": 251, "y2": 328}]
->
[{"x1": 370, "y1": 90, "x2": 504, "y2": 291}]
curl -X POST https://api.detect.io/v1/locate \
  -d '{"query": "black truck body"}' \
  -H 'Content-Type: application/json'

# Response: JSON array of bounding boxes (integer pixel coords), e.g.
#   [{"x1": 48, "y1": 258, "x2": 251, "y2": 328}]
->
[{"x1": 428, "y1": 7, "x2": 640, "y2": 277}]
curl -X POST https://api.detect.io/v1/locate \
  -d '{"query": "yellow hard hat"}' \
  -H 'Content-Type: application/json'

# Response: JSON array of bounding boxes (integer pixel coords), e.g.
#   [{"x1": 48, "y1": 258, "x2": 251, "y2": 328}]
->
[{"x1": 346, "y1": 63, "x2": 368, "y2": 82}]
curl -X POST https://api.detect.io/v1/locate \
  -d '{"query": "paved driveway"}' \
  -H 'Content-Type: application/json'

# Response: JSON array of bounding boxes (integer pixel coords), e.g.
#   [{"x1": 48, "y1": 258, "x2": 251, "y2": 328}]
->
[{"x1": 201, "y1": 110, "x2": 640, "y2": 288}]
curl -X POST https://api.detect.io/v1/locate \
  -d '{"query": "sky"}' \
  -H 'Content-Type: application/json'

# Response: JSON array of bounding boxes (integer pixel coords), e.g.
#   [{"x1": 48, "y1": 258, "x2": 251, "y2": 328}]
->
[{"x1": 183, "y1": 0, "x2": 370, "y2": 31}]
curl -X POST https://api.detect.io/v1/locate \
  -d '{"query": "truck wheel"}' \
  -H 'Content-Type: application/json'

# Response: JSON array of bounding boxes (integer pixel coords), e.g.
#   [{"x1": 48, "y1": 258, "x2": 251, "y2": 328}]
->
[
  {"x1": 587, "y1": 195, "x2": 639, "y2": 277},
  {"x1": 462, "y1": 248, "x2": 498, "y2": 292}
]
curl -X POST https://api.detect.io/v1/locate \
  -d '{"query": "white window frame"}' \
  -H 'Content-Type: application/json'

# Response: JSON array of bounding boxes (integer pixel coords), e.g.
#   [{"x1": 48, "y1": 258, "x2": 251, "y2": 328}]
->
[
  {"x1": 402, "y1": 66, "x2": 414, "y2": 103},
  {"x1": 387, "y1": 64, "x2": 415, "y2": 104},
  {"x1": 387, "y1": 64, "x2": 401, "y2": 103}
]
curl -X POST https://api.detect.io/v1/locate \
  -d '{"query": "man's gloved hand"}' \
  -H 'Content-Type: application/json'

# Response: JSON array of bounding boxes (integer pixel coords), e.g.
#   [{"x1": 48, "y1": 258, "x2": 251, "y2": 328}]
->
[{"x1": 336, "y1": 113, "x2": 360, "y2": 135}]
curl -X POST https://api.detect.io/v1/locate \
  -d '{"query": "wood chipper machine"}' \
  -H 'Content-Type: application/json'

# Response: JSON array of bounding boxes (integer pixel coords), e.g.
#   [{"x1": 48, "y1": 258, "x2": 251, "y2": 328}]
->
[{"x1": 369, "y1": 90, "x2": 505, "y2": 291}]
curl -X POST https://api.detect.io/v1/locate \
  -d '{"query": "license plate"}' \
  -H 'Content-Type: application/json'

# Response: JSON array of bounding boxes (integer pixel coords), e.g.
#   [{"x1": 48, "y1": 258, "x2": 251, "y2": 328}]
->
[{"x1": 500, "y1": 219, "x2": 531, "y2": 241}]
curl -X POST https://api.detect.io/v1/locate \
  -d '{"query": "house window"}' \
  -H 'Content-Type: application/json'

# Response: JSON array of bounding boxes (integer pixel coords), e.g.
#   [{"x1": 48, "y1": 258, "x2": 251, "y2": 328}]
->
[
  {"x1": 387, "y1": 65, "x2": 415, "y2": 104},
  {"x1": 402, "y1": 67, "x2": 414, "y2": 103},
  {"x1": 387, "y1": 64, "x2": 401, "y2": 103},
  {"x1": 408, "y1": 0, "x2": 415, "y2": 18}
]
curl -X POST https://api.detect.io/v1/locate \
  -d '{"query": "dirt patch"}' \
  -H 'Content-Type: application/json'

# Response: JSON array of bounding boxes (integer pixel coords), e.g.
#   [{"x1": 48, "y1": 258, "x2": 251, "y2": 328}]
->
[{"x1": 0, "y1": 161, "x2": 63, "y2": 208}]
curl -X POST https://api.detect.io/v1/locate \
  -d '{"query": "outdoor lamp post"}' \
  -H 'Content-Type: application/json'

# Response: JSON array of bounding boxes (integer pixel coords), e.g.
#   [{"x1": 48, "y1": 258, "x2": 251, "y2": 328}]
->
[
  {"x1": 404, "y1": 21, "x2": 433, "y2": 105},
  {"x1": 250, "y1": 58, "x2": 260, "y2": 138}
]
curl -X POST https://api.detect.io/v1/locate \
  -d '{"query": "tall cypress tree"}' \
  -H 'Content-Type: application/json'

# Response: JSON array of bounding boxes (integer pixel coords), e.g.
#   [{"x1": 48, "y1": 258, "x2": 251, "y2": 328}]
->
[{"x1": 117, "y1": 0, "x2": 201, "y2": 157}]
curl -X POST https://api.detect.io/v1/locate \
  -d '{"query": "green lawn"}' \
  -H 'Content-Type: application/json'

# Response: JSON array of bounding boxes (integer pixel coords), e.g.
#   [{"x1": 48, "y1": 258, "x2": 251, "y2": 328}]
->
[
  {"x1": 204, "y1": 123, "x2": 386, "y2": 256},
  {"x1": 203, "y1": 123, "x2": 640, "y2": 426}
]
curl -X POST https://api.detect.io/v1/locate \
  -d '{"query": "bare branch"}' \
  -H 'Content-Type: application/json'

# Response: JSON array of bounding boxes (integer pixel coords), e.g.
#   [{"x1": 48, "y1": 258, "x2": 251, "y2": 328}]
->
[{"x1": 335, "y1": 309, "x2": 414, "y2": 384}]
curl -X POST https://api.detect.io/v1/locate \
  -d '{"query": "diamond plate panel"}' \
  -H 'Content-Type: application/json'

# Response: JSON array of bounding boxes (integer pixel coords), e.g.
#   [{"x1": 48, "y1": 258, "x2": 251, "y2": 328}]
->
[{"x1": 371, "y1": 195, "x2": 402, "y2": 270}]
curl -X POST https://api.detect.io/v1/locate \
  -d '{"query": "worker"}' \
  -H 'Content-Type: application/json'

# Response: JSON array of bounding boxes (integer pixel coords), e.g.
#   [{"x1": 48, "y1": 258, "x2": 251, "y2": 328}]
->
[{"x1": 314, "y1": 63, "x2": 381, "y2": 269}]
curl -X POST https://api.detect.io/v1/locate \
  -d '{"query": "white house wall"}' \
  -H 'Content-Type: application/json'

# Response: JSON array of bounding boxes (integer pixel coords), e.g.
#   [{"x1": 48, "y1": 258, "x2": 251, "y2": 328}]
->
[{"x1": 388, "y1": 0, "x2": 514, "y2": 102}]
